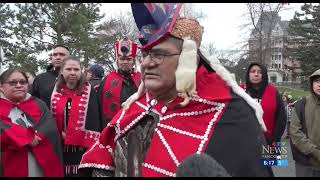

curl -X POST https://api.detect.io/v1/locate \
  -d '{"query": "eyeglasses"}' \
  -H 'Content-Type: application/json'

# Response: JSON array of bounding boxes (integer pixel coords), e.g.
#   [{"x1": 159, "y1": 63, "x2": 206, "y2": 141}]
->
[
  {"x1": 141, "y1": 51, "x2": 180, "y2": 64},
  {"x1": 4, "y1": 80, "x2": 28, "y2": 86}
]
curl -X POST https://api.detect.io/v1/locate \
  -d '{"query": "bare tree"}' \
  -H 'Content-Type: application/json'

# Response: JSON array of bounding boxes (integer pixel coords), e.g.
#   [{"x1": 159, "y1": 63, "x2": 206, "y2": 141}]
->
[
  {"x1": 94, "y1": 11, "x2": 138, "y2": 72},
  {"x1": 200, "y1": 42, "x2": 216, "y2": 56},
  {"x1": 181, "y1": 3, "x2": 207, "y2": 20},
  {"x1": 244, "y1": 3, "x2": 287, "y2": 65}
]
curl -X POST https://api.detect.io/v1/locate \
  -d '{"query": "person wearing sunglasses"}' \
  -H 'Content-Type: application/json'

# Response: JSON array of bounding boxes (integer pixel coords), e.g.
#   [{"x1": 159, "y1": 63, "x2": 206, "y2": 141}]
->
[{"x1": 0, "y1": 68, "x2": 64, "y2": 177}]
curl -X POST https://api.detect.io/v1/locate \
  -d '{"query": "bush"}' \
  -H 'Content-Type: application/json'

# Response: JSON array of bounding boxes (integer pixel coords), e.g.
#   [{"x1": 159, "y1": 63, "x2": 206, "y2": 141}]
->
[{"x1": 276, "y1": 86, "x2": 309, "y2": 101}]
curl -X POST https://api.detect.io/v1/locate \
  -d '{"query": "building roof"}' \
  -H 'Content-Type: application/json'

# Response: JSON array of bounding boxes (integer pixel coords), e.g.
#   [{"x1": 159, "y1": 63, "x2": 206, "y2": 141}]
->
[
  {"x1": 280, "y1": 21, "x2": 289, "y2": 35},
  {"x1": 251, "y1": 11, "x2": 283, "y2": 36}
]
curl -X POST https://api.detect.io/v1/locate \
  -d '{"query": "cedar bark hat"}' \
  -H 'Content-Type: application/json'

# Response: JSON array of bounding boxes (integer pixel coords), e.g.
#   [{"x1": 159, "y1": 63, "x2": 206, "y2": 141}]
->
[{"x1": 114, "y1": 37, "x2": 138, "y2": 59}]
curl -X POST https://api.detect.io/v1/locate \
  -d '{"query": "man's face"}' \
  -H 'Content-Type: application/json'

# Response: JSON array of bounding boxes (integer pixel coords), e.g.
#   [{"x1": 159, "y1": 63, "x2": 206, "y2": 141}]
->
[
  {"x1": 117, "y1": 56, "x2": 134, "y2": 73},
  {"x1": 61, "y1": 60, "x2": 82, "y2": 85},
  {"x1": 52, "y1": 47, "x2": 69, "y2": 68},
  {"x1": 141, "y1": 38, "x2": 180, "y2": 96},
  {"x1": 249, "y1": 65, "x2": 262, "y2": 85},
  {"x1": 312, "y1": 77, "x2": 320, "y2": 96}
]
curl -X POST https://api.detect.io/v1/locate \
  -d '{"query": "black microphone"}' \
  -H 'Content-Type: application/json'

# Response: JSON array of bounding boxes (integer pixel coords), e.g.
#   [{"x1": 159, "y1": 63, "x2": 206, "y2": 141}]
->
[{"x1": 176, "y1": 153, "x2": 231, "y2": 177}]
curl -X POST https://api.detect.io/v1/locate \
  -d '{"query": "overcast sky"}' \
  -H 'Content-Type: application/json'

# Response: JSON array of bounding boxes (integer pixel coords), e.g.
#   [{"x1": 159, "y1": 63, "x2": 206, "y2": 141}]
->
[{"x1": 100, "y1": 3, "x2": 303, "y2": 51}]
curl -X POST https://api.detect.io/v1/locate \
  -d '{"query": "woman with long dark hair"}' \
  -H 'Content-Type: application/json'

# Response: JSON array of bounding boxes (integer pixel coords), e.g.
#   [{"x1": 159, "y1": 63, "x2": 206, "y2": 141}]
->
[{"x1": 50, "y1": 56, "x2": 103, "y2": 177}]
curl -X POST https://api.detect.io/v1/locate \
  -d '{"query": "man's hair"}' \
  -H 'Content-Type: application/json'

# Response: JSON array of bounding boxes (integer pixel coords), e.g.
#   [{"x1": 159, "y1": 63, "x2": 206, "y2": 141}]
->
[
  {"x1": 167, "y1": 35, "x2": 183, "y2": 52},
  {"x1": 53, "y1": 44, "x2": 70, "y2": 51},
  {"x1": 25, "y1": 71, "x2": 36, "y2": 78},
  {"x1": 56, "y1": 56, "x2": 87, "y2": 94},
  {"x1": 0, "y1": 68, "x2": 28, "y2": 84}
]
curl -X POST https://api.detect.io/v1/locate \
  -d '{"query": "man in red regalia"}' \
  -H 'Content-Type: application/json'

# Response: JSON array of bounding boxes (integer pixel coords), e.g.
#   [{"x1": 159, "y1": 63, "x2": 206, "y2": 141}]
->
[
  {"x1": 97, "y1": 37, "x2": 141, "y2": 126},
  {"x1": 79, "y1": 3, "x2": 274, "y2": 177}
]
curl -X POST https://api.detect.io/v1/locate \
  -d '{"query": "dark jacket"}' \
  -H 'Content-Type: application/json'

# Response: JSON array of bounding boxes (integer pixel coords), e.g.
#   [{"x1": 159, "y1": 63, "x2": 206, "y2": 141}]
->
[
  {"x1": 89, "y1": 78, "x2": 102, "y2": 90},
  {"x1": 31, "y1": 64, "x2": 58, "y2": 108}
]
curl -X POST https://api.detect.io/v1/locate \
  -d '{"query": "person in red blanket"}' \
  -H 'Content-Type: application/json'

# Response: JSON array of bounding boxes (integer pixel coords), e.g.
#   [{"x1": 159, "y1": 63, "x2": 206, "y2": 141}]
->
[
  {"x1": 0, "y1": 68, "x2": 63, "y2": 177},
  {"x1": 78, "y1": 3, "x2": 273, "y2": 177},
  {"x1": 50, "y1": 56, "x2": 103, "y2": 176},
  {"x1": 242, "y1": 62, "x2": 287, "y2": 145},
  {"x1": 97, "y1": 37, "x2": 141, "y2": 127}
]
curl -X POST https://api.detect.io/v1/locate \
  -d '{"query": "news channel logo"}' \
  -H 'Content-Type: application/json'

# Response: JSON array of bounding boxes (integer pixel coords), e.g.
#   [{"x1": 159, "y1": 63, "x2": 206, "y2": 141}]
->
[{"x1": 261, "y1": 140, "x2": 289, "y2": 167}]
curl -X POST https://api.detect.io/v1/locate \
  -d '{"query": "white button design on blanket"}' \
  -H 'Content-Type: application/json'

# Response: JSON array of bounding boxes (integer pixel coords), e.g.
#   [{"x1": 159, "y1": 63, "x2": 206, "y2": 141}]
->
[{"x1": 161, "y1": 106, "x2": 167, "y2": 114}]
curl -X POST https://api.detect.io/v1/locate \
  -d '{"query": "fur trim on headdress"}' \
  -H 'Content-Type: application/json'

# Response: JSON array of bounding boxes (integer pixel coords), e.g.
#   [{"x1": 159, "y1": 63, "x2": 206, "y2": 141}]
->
[{"x1": 175, "y1": 37, "x2": 198, "y2": 107}]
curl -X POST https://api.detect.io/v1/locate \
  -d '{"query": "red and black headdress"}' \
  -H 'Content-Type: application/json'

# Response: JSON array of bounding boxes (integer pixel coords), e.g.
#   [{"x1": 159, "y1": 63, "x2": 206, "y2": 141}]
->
[{"x1": 114, "y1": 37, "x2": 138, "y2": 60}]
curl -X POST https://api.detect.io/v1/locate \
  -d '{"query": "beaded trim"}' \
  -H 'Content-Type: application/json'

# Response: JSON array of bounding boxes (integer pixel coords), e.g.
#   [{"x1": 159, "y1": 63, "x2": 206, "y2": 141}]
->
[
  {"x1": 160, "y1": 106, "x2": 220, "y2": 122},
  {"x1": 197, "y1": 102, "x2": 225, "y2": 153},
  {"x1": 143, "y1": 163, "x2": 176, "y2": 177},
  {"x1": 114, "y1": 111, "x2": 147, "y2": 141},
  {"x1": 157, "y1": 123, "x2": 203, "y2": 140},
  {"x1": 155, "y1": 128, "x2": 180, "y2": 167},
  {"x1": 50, "y1": 83, "x2": 100, "y2": 141},
  {"x1": 112, "y1": 95, "x2": 226, "y2": 177},
  {"x1": 135, "y1": 101, "x2": 148, "y2": 110},
  {"x1": 98, "y1": 143, "x2": 113, "y2": 154},
  {"x1": 83, "y1": 140, "x2": 113, "y2": 157},
  {"x1": 80, "y1": 141, "x2": 114, "y2": 171},
  {"x1": 114, "y1": 110, "x2": 126, "y2": 141},
  {"x1": 149, "y1": 98, "x2": 225, "y2": 176},
  {"x1": 78, "y1": 163, "x2": 115, "y2": 171}
]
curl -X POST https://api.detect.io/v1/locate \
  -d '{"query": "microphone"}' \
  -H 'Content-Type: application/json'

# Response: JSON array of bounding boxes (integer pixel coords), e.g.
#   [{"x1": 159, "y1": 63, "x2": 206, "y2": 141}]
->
[{"x1": 176, "y1": 153, "x2": 231, "y2": 177}]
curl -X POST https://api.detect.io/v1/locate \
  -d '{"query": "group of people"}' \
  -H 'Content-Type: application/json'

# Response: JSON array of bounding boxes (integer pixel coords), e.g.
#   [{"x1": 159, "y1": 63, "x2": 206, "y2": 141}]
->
[
  {"x1": 242, "y1": 60, "x2": 320, "y2": 177},
  {"x1": 1, "y1": 3, "x2": 320, "y2": 177},
  {"x1": 0, "y1": 37, "x2": 140, "y2": 176}
]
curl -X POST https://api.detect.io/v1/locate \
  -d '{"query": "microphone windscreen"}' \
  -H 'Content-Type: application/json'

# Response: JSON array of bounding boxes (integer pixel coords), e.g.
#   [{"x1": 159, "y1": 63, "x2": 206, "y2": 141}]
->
[{"x1": 176, "y1": 153, "x2": 231, "y2": 177}]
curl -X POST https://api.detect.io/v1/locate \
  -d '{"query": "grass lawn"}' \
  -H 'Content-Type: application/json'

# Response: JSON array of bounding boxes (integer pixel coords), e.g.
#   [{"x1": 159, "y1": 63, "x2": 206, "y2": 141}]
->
[{"x1": 276, "y1": 86, "x2": 309, "y2": 100}]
